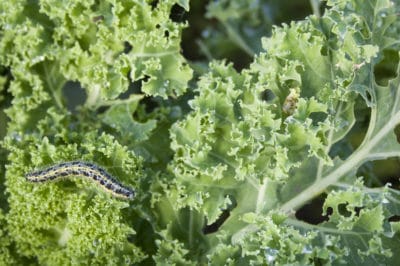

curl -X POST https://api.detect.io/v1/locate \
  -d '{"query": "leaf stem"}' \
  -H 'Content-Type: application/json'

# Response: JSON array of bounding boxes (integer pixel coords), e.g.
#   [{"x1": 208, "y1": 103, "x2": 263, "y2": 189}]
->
[
  {"x1": 280, "y1": 149, "x2": 364, "y2": 212},
  {"x1": 285, "y1": 218, "x2": 371, "y2": 235},
  {"x1": 280, "y1": 108, "x2": 400, "y2": 213},
  {"x1": 43, "y1": 63, "x2": 63, "y2": 109},
  {"x1": 222, "y1": 21, "x2": 255, "y2": 57},
  {"x1": 86, "y1": 84, "x2": 101, "y2": 108},
  {"x1": 309, "y1": 0, "x2": 321, "y2": 17},
  {"x1": 256, "y1": 181, "x2": 267, "y2": 213}
]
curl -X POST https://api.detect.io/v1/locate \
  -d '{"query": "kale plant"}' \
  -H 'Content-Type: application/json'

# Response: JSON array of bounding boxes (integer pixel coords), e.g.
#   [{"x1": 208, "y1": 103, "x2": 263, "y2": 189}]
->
[{"x1": 1, "y1": 0, "x2": 400, "y2": 265}]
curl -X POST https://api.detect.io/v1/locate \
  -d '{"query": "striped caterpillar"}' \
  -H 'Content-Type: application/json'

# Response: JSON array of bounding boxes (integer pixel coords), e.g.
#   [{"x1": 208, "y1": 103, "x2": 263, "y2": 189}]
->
[{"x1": 25, "y1": 161, "x2": 135, "y2": 200}]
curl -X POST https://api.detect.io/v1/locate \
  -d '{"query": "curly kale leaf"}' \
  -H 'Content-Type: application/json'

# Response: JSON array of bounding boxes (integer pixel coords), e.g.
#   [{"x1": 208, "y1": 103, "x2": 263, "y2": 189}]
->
[
  {"x1": 1, "y1": 0, "x2": 400, "y2": 265},
  {"x1": 166, "y1": 0, "x2": 400, "y2": 264}
]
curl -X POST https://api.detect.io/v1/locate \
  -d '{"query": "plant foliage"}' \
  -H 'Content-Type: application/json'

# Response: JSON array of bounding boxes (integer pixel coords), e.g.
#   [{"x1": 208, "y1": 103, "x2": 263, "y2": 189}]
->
[{"x1": 1, "y1": 0, "x2": 400, "y2": 265}]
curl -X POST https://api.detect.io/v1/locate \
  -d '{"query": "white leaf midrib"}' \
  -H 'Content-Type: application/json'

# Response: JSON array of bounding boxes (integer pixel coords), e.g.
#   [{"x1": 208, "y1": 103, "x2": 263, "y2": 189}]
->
[{"x1": 280, "y1": 106, "x2": 400, "y2": 213}]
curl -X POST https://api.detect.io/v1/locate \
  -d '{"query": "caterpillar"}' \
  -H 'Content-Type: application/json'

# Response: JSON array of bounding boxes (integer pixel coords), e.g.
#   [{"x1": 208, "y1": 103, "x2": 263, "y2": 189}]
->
[
  {"x1": 25, "y1": 161, "x2": 135, "y2": 200},
  {"x1": 282, "y1": 88, "x2": 300, "y2": 115}
]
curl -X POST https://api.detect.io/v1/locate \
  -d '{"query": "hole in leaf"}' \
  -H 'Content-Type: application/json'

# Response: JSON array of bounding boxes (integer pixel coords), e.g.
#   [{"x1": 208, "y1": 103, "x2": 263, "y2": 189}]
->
[
  {"x1": 149, "y1": 0, "x2": 159, "y2": 10},
  {"x1": 335, "y1": 203, "x2": 363, "y2": 218},
  {"x1": 121, "y1": 75, "x2": 159, "y2": 115},
  {"x1": 374, "y1": 49, "x2": 399, "y2": 86},
  {"x1": 295, "y1": 194, "x2": 329, "y2": 224},
  {"x1": 261, "y1": 89, "x2": 275, "y2": 102},
  {"x1": 309, "y1": 111, "x2": 328, "y2": 126},
  {"x1": 123, "y1": 41, "x2": 132, "y2": 54},
  {"x1": 164, "y1": 30, "x2": 169, "y2": 38},
  {"x1": 202, "y1": 195, "x2": 237, "y2": 234},
  {"x1": 389, "y1": 215, "x2": 400, "y2": 222},
  {"x1": 62, "y1": 81, "x2": 86, "y2": 113},
  {"x1": 354, "y1": 206, "x2": 363, "y2": 216},
  {"x1": 135, "y1": 97, "x2": 159, "y2": 118},
  {"x1": 357, "y1": 158, "x2": 400, "y2": 188},
  {"x1": 337, "y1": 203, "x2": 352, "y2": 217},
  {"x1": 169, "y1": 4, "x2": 187, "y2": 23},
  {"x1": 395, "y1": 124, "x2": 400, "y2": 143},
  {"x1": 326, "y1": 206, "x2": 333, "y2": 216},
  {"x1": 142, "y1": 75, "x2": 150, "y2": 83},
  {"x1": 118, "y1": 79, "x2": 142, "y2": 99},
  {"x1": 320, "y1": 45, "x2": 328, "y2": 56}
]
